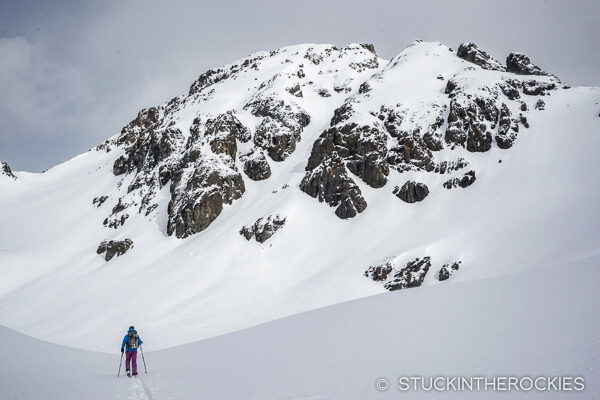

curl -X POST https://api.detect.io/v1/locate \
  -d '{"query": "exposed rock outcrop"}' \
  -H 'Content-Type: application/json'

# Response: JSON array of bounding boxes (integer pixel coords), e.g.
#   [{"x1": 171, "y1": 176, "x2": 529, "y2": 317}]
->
[
  {"x1": 364, "y1": 256, "x2": 432, "y2": 291},
  {"x1": 300, "y1": 155, "x2": 367, "y2": 219},
  {"x1": 93, "y1": 196, "x2": 109, "y2": 207},
  {"x1": 457, "y1": 42, "x2": 505, "y2": 71},
  {"x1": 443, "y1": 170, "x2": 476, "y2": 189},
  {"x1": 535, "y1": 99, "x2": 546, "y2": 110},
  {"x1": 445, "y1": 97, "x2": 498, "y2": 152},
  {"x1": 506, "y1": 52, "x2": 548, "y2": 76},
  {"x1": 240, "y1": 149, "x2": 271, "y2": 181},
  {"x1": 96, "y1": 239, "x2": 133, "y2": 261},
  {"x1": 167, "y1": 155, "x2": 245, "y2": 238},
  {"x1": 439, "y1": 261, "x2": 461, "y2": 281},
  {"x1": 393, "y1": 181, "x2": 429, "y2": 203},
  {"x1": 1, "y1": 161, "x2": 16, "y2": 179},
  {"x1": 495, "y1": 104, "x2": 519, "y2": 149},
  {"x1": 306, "y1": 124, "x2": 389, "y2": 188},
  {"x1": 246, "y1": 97, "x2": 310, "y2": 161},
  {"x1": 240, "y1": 214, "x2": 286, "y2": 243}
]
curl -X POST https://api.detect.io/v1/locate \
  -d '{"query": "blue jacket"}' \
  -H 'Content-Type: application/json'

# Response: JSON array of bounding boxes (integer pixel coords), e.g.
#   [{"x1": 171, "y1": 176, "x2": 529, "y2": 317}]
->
[{"x1": 121, "y1": 329, "x2": 143, "y2": 352}]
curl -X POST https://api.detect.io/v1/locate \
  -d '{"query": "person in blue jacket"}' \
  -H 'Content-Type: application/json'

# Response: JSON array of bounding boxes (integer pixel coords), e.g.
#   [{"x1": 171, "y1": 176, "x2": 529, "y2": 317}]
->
[{"x1": 121, "y1": 326, "x2": 143, "y2": 376}]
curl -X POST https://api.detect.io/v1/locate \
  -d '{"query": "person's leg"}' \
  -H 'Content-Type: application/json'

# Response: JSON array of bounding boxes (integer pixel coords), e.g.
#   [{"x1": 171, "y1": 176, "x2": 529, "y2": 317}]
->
[
  {"x1": 125, "y1": 351, "x2": 132, "y2": 372},
  {"x1": 132, "y1": 351, "x2": 138, "y2": 375}
]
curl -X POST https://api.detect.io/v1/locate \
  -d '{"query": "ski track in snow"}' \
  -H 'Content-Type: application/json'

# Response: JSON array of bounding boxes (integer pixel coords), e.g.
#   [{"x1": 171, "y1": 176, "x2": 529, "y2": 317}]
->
[{"x1": 129, "y1": 377, "x2": 153, "y2": 400}]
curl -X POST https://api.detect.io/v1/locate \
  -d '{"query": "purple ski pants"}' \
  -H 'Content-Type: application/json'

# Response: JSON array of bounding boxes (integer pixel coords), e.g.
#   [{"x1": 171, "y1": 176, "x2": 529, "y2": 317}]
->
[{"x1": 125, "y1": 351, "x2": 138, "y2": 374}]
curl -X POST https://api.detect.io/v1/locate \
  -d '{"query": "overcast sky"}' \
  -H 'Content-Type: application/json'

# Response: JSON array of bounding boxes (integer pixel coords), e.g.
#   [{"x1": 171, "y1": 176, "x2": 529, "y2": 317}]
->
[{"x1": 1, "y1": 0, "x2": 598, "y2": 171}]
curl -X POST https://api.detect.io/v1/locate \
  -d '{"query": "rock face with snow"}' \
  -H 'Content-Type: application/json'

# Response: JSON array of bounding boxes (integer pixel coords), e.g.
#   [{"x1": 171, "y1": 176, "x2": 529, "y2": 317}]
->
[
  {"x1": 90, "y1": 41, "x2": 561, "y2": 236},
  {"x1": 240, "y1": 149, "x2": 271, "y2": 181},
  {"x1": 92, "y1": 196, "x2": 108, "y2": 207},
  {"x1": 393, "y1": 181, "x2": 429, "y2": 203},
  {"x1": 439, "y1": 261, "x2": 461, "y2": 281},
  {"x1": 506, "y1": 52, "x2": 548, "y2": 76},
  {"x1": 1, "y1": 39, "x2": 599, "y2": 357},
  {"x1": 240, "y1": 214, "x2": 286, "y2": 243},
  {"x1": 96, "y1": 239, "x2": 133, "y2": 261},
  {"x1": 1, "y1": 161, "x2": 16, "y2": 180},
  {"x1": 364, "y1": 256, "x2": 432, "y2": 291},
  {"x1": 443, "y1": 170, "x2": 476, "y2": 189},
  {"x1": 457, "y1": 42, "x2": 505, "y2": 71}
]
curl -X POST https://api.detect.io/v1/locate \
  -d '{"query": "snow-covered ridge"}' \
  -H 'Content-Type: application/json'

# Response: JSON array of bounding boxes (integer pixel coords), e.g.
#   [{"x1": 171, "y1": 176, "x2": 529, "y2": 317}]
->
[
  {"x1": 0, "y1": 40, "x2": 599, "y2": 352},
  {"x1": 95, "y1": 40, "x2": 561, "y2": 235}
]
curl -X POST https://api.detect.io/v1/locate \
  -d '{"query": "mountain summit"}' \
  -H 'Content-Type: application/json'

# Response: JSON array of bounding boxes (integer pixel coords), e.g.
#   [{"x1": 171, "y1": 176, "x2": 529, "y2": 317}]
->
[{"x1": 0, "y1": 41, "x2": 598, "y2": 351}]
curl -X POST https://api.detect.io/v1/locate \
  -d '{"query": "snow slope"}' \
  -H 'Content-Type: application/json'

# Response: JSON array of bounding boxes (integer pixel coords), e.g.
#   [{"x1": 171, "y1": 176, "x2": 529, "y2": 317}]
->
[
  {"x1": 0, "y1": 41, "x2": 599, "y2": 354},
  {"x1": 1, "y1": 255, "x2": 599, "y2": 399}
]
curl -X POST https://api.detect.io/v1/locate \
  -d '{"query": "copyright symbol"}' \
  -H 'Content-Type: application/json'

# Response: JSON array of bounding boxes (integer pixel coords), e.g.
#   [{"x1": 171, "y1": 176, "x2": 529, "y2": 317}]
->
[{"x1": 376, "y1": 378, "x2": 389, "y2": 391}]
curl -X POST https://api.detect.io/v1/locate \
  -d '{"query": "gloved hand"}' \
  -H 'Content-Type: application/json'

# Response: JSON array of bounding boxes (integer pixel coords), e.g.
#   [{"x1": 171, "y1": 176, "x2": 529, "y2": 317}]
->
[{"x1": 121, "y1": 348, "x2": 124, "y2": 354}]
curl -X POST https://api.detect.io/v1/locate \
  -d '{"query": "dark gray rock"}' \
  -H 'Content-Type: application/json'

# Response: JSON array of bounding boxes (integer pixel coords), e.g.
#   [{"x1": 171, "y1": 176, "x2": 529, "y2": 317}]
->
[
  {"x1": 247, "y1": 97, "x2": 310, "y2": 161},
  {"x1": 495, "y1": 103, "x2": 519, "y2": 149},
  {"x1": 456, "y1": 42, "x2": 505, "y2": 71},
  {"x1": 103, "y1": 213, "x2": 129, "y2": 229},
  {"x1": 443, "y1": 170, "x2": 476, "y2": 189},
  {"x1": 433, "y1": 158, "x2": 469, "y2": 174},
  {"x1": 307, "y1": 124, "x2": 389, "y2": 188},
  {"x1": 205, "y1": 112, "x2": 251, "y2": 145},
  {"x1": 439, "y1": 261, "x2": 461, "y2": 281},
  {"x1": 300, "y1": 155, "x2": 367, "y2": 219},
  {"x1": 358, "y1": 82, "x2": 371, "y2": 94},
  {"x1": 240, "y1": 214, "x2": 286, "y2": 243},
  {"x1": 364, "y1": 257, "x2": 432, "y2": 291},
  {"x1": 167, "y1": 161, "x2": 245, "y2": 238},
  {"x1": 445, "y1": 97, "x2": 498, "y2": 152},
  {"x1": 113, "y1": 127, "x2": 183, "y2": 178},
  {"x1": 393, "y1": 181, "x2": 429, "y2": 203},
  {"x1": 360, "y1": 43, "x2": 376, "y2": 54},
  {"x1": 286, "y1": 84, "x2": 303, "y2": 98},
  {"x1": 522, "y1": 80, "x2": 556, "y2": 96},
  {"x1": 96, "y1": 239, "x2": 133, "y2": 261},
  {"x1": 499, "y1": 79, "x2": 521, "y2": 100},
  {"x1": 1, "y1": 161, "x2": 16, "y2": 179},
  {"x1": 330, "y1": 103, "x2": 354, "y2": 126},
  {"x1": 93, "y1": 196, "x2": 109, "y2": 207},
  {"x1": 240, "y1": 149, "x2": 271, "y2": 181},
  {"x1": 506, "y1": 53, "x2": 548, "y2": 76},
  {"x1": 535, "y1": 99, "x2": 546, "y2": 110}
]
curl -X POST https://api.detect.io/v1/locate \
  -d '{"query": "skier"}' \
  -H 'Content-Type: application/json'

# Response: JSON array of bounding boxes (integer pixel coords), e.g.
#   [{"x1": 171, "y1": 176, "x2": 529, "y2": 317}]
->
[{"x1": 121, "y1": 326, "x2": 143, "y2": 377}]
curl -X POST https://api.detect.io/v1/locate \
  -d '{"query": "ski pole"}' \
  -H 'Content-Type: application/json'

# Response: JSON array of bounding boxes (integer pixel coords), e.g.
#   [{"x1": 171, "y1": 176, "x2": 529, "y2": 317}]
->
[
  {"x1": 140, "y1": 346, "x2": 148, "y2": 373},
  {"x1": 117, "y1": 351, "x2": 124, "y2": 377}
]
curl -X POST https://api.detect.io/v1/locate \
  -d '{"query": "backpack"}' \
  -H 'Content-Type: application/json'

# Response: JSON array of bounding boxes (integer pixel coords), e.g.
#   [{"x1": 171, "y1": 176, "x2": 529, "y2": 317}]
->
[{"x1": 126, "y1": 330, "x2": 139, "y2": 349}]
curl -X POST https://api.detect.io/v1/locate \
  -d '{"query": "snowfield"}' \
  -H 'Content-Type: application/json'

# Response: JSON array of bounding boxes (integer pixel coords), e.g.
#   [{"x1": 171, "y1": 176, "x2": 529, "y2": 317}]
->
[
  {"x1": 1, "y1": 256, "x2": 599, "y2": 399},
  {"x1": 0, "y1": 40, "x2": 599, "y2": 399}
]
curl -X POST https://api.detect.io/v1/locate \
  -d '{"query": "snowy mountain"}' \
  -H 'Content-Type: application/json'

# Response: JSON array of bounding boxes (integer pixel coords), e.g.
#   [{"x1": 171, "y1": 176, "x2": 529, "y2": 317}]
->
[{"x1": 0, "y1": 40, "x2": 599, "y2": 357}]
